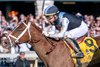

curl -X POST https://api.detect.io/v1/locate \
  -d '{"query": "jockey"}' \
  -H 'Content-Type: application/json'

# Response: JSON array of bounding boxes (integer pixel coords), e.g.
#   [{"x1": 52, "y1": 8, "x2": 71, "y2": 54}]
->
[{"x1": 42, "y1": 5, "x2": 88, "y2": 58}]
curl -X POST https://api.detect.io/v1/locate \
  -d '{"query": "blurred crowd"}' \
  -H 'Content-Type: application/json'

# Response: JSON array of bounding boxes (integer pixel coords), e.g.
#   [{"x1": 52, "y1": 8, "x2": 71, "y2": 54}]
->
[
  {"x1": 76, "y1": 12, "x2": 100, "y2": 37},
  {"x1": 0, "y1": 10, "x2": 100, "y2": 53}
]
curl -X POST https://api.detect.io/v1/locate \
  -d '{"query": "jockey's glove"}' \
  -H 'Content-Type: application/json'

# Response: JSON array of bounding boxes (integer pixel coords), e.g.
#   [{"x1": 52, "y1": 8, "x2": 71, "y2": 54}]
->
[{"x1": 42, "y1": 31, "x2": 49, "y2": 37}]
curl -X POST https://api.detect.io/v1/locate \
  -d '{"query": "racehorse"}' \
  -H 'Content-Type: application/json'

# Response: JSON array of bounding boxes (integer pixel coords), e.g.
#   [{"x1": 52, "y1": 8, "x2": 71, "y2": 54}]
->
[
  {"x1": 8, "y1": 20, "x2": 74, "y2": 67},
  {"x1": 7, "y1": 17, "x2": 100, "y2": 67}
]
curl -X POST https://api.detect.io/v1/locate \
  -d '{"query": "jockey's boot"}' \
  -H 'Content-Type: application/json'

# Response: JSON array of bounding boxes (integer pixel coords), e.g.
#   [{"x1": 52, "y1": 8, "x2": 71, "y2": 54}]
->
[
  {"x1": 69, "y1": 38, "x2": 84, "y2": 58},
  {"x1": 64, "y1": 38, "x2": 84, "y2": 58}
]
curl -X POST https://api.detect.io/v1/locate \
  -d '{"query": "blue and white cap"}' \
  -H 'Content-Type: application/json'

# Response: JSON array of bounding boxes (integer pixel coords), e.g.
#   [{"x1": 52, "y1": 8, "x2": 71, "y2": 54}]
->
[{"x1": 44, "y1": 5, "x2": 59, "y2": 16}]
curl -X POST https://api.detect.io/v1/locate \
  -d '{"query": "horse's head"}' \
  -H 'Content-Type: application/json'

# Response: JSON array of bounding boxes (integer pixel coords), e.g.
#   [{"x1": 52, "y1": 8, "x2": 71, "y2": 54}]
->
[
  {"x1": 8, "y1": 19, "x2": 42, "y2": 46},
  {"x1": 9, "y1": 21, "x2": 31, "y2": 43}
]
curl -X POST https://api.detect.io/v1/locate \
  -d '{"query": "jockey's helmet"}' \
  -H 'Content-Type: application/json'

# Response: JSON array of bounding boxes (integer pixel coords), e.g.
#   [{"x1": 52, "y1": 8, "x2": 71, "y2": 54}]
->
[{"x1": 44, "y1": 5, "x2": 59, "y2": 16}]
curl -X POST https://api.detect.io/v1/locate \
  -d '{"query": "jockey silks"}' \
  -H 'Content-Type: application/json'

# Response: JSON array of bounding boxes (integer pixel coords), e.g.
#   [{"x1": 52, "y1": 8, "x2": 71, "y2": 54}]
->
[{"x1": 54, "y1": 12, "x2": 82, "y2": 31}]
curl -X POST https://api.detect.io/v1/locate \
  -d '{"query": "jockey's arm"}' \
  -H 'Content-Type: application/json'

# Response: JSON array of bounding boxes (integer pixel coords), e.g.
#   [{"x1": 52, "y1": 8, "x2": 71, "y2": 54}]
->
[
  {"x1": 48, "y1": 25, "x2": 56, "y2": 34},
  {"x1": 42, "y1": 21, "x2": 49, "y2": 31},
  {"x1": 40, "y1": 16, "x2": 50, "y2": 30},
  {"x1": 43, "y1": 25, "x2": 51, "y2": 32},
  {"x1": 43, "y1": 24, "x2": 56, "y2": 35},
  {"x1": 49, "y1": 18, "x2": 69, "y2": 38}
]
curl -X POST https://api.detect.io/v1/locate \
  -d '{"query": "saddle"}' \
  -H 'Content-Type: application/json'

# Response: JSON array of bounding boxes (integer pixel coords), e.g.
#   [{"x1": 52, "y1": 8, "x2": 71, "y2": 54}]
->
[
  {"x1": 76, "y1": 35, "x2": 86, "y2": 44},
  {"x1": 64, "y1": 36, "x2": 99, "y2": 66}
]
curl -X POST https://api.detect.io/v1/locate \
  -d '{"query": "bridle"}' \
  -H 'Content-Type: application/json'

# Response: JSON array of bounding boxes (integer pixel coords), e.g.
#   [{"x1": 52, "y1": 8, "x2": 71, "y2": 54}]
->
[{"x1": 8, "y1": 21, "x2": 32, "y2": 45}]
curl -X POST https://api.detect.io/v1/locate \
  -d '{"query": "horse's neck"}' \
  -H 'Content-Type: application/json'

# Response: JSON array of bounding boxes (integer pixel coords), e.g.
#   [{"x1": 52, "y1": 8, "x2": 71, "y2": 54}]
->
[{"x1": 30, "y1": 21, "x2": 74, "y2": 67}]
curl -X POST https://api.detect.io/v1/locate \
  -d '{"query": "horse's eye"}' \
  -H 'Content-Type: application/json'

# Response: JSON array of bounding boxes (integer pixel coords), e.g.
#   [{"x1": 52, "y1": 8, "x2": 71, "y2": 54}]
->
[
  {"x1": 17, "y1": 29, "x2": 23, "y2": 34},
  {"x1": 17, "y1": 27, "x2": 25, "y2": 31},
  {"x1": 5, "y1": 42, "x2": 7, "y2": 44},
  {"x1": 17, "y1": 29, "x2": 23, "y2": 31}
]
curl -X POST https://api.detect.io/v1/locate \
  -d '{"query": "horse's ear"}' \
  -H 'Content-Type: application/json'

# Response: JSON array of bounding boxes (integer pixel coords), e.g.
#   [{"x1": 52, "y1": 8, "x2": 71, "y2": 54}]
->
[
  {"x1": 26, "y1": 17, "x2": 29, "y2": 22},
  {"x1": 24, "y1": 17, "x2": 30, "y2": 24}
]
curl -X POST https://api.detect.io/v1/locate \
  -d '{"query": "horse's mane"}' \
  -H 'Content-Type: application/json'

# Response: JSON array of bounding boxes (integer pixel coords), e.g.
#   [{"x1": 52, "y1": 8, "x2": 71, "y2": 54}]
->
[{"x1": 31, "y1": 20, "x2": 42, "y2": 33}]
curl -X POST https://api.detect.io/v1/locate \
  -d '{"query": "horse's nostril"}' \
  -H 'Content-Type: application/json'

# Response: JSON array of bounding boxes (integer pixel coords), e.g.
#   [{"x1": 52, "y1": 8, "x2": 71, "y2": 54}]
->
[{"x1": 5, "y1": 42, "x2": 7, "y2": 44}]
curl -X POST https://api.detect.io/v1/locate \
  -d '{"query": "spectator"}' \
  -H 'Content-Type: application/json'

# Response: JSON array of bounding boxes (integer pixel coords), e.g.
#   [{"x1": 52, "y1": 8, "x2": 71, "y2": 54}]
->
[
  {"x1": 95, "y1": 27, "x2": 100, "y2": 37},
  {"x1": 19, "y1": 14, "x2": 26, "y2": 24},
  {"x1": 8, "y1": 11, "x2": 18, "y2": 30},
  {"x1": 1, "y1": 34, "x2": 10, "y2": 53},
  {"x1": 6, "y1": 28, "x2": 12, "y2": 35},
  {"x1": 84, "y1": 14, "x2": 89, "y2": 22},
  {"x1": 0, "y1": 10, "x2": 3, "y2": 24},
  {"x1": 94, "y1": 17, "x2": 100, "y2": 37},
  {"x1": 84, "y1": 15, "x2": 96, "y2": 37},
  {"x1": 0, "y1": 37, "x2": 3, "y2": 53},
  {"x1": 96, "y1": 16, "x2": 100, "y2": 27},
  {"x1": 15, "y1": 52, "x2": 30, "y2": 67},
  {"x1": 1, "y1": 15, "x2": 10, "y2": 31},
  {"x1": 89, "y1": 28, "x2": 95, "y2": 37},
  {"x1": 0, "y1": 10, "x2": 4, "y2": 36}
]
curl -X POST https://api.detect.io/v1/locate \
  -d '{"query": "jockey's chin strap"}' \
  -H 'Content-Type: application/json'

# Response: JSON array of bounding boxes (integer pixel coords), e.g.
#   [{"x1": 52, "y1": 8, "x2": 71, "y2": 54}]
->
[{"x1": 9, "y1": 21, "x2": 32, "y2": 43}]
